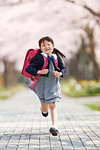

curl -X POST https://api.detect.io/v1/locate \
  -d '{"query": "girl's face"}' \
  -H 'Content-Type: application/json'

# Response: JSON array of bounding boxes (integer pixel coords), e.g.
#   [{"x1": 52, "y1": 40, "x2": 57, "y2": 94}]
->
[{"x1": 40, "y1": 40, "x2": 54, "y2": 56}]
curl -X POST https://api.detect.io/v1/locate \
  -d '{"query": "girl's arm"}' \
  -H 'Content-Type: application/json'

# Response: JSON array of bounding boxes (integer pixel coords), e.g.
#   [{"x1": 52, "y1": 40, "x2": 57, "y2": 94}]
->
[
  {"x1": 25, "y1": 55, "x2": 45, "y2": 76},
  {"x1": 55, "y1": 55, "x2": 67, "y2": 77}
]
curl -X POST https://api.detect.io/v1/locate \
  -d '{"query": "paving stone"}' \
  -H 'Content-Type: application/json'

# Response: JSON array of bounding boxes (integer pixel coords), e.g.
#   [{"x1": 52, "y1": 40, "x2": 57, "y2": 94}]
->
[{"x1": 0, "y1": 89, "x2": 100, "y2": 150}]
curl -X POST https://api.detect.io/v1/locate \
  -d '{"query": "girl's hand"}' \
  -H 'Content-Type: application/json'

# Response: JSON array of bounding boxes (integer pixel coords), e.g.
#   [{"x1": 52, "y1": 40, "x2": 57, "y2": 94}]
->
[
  {"x1": 53, "y1": 71, "x2": 62, "y2": 77},
  {"x1": 37, "y1": 69, "x2": 48, "y2": 75}
]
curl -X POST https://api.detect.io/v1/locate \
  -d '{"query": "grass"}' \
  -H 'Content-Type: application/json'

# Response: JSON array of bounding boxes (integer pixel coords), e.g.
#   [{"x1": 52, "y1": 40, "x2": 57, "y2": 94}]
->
[
  {"x1": 85, "y1": 103, "x2": 100, "y2": 111},
  {"x1": 61, "y1": 81, "x2": 88, "y2": 97},
  {"x1": 61, "y1": 78, "x2": 100, "y2": 97},
  {"x1": 0, "y1": 84, "x2": 25, "y2": 100}
]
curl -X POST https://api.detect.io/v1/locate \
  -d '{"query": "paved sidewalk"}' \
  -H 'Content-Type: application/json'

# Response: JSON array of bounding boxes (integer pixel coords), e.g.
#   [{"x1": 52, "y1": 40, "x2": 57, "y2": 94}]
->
[{"x1": 0, "y1": 89, "x2": 100, "y2": 150}]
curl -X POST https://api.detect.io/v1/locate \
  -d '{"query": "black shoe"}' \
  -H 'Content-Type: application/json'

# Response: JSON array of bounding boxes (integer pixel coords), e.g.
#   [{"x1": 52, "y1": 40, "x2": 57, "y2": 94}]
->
[
  {"x1": 49, "y1": 127, "x2": 59, "y2": 136},
  {"x1": 42, "y1": 111, "x2": 48, "y2": 117}
]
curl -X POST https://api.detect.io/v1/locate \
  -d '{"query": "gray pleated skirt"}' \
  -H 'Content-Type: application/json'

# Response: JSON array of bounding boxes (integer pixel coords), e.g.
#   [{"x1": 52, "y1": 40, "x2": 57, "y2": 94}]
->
[{"x1": 31, "y1": 61, "x2": 61, "y2": 104}]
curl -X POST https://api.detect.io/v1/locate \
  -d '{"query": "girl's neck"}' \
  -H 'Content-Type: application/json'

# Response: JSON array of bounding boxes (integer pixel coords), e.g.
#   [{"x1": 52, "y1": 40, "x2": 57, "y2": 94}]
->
[{"x1": 48, "y1": 52, "x2": 52, "y2": 57}]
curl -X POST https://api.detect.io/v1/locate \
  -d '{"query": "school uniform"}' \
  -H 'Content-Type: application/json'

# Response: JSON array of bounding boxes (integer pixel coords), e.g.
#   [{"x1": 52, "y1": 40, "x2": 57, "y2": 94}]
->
[{"x1": 26, "y1": 52, "x2": 67, "y2": 104}]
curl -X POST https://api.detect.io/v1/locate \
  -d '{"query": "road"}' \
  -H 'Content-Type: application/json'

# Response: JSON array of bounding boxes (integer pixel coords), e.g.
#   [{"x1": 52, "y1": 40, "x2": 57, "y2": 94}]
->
[{"x1": 0, "y1": 89, "x2": 100, "y2": 150}]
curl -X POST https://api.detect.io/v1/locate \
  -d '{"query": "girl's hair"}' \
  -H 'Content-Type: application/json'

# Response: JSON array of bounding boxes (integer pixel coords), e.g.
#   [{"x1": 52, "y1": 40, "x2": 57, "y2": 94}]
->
[{"x1": 30, "y1": 36, "x2": 66, "y2": 63}]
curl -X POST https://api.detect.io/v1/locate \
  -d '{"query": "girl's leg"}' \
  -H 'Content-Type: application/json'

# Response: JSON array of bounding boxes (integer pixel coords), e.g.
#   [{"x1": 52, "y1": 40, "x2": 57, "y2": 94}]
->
[
  {"x1": 49, "y1": 102, "x2": 57, "y2": 126},
  {"x1": 41, "y1": 103, "x2": 49, "y2": 113}
]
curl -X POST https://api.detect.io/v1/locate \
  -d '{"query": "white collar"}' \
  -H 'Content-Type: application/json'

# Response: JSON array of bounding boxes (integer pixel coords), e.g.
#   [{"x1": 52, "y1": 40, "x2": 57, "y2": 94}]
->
[
  {"x1": 41, "y1": 52, "x2": 57, "y2": 59},
  {"x1": 41, "y1": 52, "x2": 47, "y2": 58}
]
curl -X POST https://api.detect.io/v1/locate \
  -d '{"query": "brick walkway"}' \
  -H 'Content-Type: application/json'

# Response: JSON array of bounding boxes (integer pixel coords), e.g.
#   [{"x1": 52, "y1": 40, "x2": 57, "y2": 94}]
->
[{"x1": 0, "y1": 89, "x2": 100, "y2": 150}]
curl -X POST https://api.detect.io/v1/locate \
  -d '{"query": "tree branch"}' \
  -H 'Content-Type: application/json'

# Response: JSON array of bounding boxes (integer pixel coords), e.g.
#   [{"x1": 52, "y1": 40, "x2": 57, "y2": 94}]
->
[
  {"x1": 84, "y1": 5, "x2": 100, "y2": 17},
  {"x1": 65, "y1": 0, "x2": 100, "y2": 18}
]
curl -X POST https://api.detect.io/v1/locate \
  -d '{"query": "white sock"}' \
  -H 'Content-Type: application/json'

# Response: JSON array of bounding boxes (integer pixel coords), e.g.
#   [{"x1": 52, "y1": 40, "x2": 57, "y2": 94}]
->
[
  {"x1": 51, "y1": 126, "x2": 58, "y2": 130},
  {"x1": 42, "y1": 111, "x2": 47, "y2": 114}
]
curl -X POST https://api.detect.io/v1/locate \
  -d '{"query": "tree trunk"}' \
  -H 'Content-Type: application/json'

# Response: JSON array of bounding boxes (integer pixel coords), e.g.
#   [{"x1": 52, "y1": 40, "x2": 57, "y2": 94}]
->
[{"x1": 3, "y1": 59, "x2": 17, "y2": 88}]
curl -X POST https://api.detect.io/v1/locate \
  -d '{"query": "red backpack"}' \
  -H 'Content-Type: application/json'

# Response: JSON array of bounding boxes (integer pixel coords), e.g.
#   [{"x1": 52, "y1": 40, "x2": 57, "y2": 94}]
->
[
  {"x1": 22, "y1": 49, "x2": 58, "y2": 89},
  {"x1": 21, "y1": 49, "x2": 39, "y2": 80}
]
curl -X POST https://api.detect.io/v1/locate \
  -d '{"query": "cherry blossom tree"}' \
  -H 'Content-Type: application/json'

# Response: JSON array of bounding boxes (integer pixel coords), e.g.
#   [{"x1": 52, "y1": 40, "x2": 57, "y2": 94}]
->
[
  {"x1": 0, "y1": 0, "x2": 22, "y2": 6},
  {"x1": 0, "y1": 0, "x2": 100, "y2": 87},
  {"x1": 64, "y1": 0, "x2": 100, "y2": 79},
  {"x1": 65, "y1": 0, "x2": 100, "y2": 25}
]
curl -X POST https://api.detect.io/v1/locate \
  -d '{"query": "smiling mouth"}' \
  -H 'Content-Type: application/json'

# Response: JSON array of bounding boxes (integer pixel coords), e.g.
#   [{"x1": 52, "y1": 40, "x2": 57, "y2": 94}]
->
[{"x1": 45, "y1": 49, "x2": 50, "y2": 51}]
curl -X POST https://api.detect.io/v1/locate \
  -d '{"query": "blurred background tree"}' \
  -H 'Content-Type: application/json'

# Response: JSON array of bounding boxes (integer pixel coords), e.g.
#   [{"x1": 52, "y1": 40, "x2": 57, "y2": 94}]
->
[
  {"x1": 68, "y1": 25, "x2": 99, "y2": 80},
  {"x1": 0, "y1": 0, "x2": 100, "y2": 88},
  {"x1": 0, "y1": 0, "x2": 22, "y2": 6}
]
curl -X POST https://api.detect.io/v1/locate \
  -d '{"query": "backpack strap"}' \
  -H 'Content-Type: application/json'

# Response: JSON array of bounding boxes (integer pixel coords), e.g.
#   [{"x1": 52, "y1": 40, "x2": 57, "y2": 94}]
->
[{"x1": 55, "y1": 58, "x2": 58, "y2": 67}]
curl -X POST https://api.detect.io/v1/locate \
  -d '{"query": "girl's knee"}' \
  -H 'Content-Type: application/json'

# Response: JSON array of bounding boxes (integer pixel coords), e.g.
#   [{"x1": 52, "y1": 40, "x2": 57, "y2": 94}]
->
[{"x1": 49, "y1": 102, "x2": 56, "y2": 110}]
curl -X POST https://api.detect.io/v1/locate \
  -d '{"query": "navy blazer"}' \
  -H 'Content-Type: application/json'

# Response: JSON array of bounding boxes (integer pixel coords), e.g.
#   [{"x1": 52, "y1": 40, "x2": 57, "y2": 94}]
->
[{"x1": 25, "y1": 54, "x2": 67, "y2": 78}]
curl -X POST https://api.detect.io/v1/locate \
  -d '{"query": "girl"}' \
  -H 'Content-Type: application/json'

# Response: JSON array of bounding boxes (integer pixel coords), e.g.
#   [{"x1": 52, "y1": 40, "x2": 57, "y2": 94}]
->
[{"x1": 26, "y1": 36, "x2": 66, "y2": 136}]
